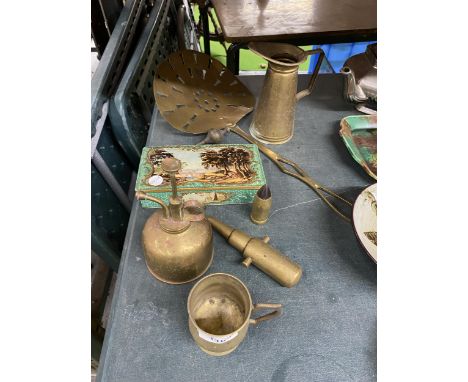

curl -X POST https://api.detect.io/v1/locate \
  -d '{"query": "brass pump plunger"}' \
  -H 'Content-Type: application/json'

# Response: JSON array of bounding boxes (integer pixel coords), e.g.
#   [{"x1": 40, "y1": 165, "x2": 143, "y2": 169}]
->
[
  {"x1": 136, "y1": 158, "x2": 214, "y2": 284},
  {"x1": 207, "y1": 217, "x2": 302, "y2": 288}
]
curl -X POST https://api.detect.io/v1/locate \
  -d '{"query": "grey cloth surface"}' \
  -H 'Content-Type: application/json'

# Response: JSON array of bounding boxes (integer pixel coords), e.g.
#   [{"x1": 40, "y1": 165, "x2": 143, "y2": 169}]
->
[{"x1": 97, "y1": 74, "x2": 376, "y2": 382}]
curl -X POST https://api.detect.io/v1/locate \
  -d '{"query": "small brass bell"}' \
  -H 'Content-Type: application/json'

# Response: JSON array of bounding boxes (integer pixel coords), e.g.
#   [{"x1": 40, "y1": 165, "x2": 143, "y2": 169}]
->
[{"x1": 136, "y1": 158, "x2": 214, "y2": 284}]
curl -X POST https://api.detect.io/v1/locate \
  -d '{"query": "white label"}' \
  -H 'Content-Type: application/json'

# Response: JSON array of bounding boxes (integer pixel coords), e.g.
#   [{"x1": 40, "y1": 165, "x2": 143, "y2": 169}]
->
[
  {"x1": 148, "y1": 175, "x2": 163, "y2": 186},
  {"x1": 198, "y1": 329, "x2": 238, "y2": 344}
]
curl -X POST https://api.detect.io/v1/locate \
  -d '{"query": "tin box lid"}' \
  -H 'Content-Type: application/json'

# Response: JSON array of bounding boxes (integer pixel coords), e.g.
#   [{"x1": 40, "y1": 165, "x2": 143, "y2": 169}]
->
[{"x1": 135, "y1": 144, "x2": 266, "y2": 193}]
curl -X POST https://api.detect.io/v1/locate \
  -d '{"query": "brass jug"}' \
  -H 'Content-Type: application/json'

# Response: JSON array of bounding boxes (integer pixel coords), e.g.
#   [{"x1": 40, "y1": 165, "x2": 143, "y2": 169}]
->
[
  {"x1": 249, "y1": 42, "x2": 324, "y2": 144},
  {"x1": 136, "y1": 158, "x2": 213, "y2": 284}
]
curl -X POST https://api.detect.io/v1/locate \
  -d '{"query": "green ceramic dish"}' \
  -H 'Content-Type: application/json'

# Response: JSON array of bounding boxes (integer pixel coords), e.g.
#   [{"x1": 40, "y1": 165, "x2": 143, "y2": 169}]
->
[{"x1": 339, "y1": 115, "x2": 377, "y2": 180}]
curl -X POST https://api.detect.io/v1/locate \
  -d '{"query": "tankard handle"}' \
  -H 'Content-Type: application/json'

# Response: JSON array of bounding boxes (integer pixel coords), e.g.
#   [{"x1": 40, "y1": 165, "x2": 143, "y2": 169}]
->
[
  {"x1": 249, "y1": 303, "x2": 283, "y2": 325},
  {"x1": 296, "y1": 48, "x2": 325, "y2": 101}
]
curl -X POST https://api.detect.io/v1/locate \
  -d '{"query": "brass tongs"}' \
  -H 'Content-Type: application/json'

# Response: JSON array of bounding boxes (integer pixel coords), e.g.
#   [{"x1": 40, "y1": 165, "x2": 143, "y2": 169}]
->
[{"x1": 199, "y1": 125, "x2": 353, "y2": 221}]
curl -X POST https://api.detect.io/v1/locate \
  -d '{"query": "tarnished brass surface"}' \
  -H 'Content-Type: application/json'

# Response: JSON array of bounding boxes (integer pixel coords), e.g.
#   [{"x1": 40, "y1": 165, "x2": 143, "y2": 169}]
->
[
  {"x1": 250, "y1": 185, "x2": 272, "y2": 225},
  {"x1": 187, "y1": 273, "x2": 282, "y2": 356},
  {"x1": 153, "y1": 50, "x2": 352, "y2": 221},
  {"x1": 154, "y1": 50, "x2": 255, "y2": 134},
  {"x1": 208, "y1": 217, "x2": 302, "y2": 287},
  {"x1": 136, "y1": 158, "x2": 213, "y2": 284},
  {"x1": 248, "y1": 42, "x2": 324, "y2": 144}
]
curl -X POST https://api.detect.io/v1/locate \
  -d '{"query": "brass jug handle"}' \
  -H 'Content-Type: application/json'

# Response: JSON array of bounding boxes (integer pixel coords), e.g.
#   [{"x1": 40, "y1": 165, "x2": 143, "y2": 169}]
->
[
  {"x1": 249, "y1": 303, "x2": 283, "y2": 325},
  {"x1": 296, "y1": 48, "x2": 325, "y2": 101}
]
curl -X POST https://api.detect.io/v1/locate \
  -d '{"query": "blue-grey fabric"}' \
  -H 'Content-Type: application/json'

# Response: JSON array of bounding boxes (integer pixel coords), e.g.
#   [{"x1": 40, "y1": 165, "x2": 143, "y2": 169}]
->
[{"x1": 97, "y1": 74, "x2": 376, "y2": 382}]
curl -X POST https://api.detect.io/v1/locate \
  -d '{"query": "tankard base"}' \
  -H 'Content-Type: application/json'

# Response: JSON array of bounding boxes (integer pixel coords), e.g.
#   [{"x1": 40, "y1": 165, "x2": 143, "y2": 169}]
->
[
  {"x1": 196, "y1": 343, "x2": 240, "y2": 356},
  {"x1": 249, "y1": 125, "x2": 293, "y2": 145}
]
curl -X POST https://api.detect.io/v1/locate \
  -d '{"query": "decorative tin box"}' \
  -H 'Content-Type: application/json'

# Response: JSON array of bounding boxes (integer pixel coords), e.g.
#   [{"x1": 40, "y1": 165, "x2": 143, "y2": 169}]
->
[{"x1": 136, "y1": 144, "x2": 266, "y2": 208}]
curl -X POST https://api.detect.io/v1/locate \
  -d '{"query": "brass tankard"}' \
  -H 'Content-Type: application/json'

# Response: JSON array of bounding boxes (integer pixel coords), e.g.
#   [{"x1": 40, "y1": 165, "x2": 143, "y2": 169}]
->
[
  {"x1": 249, "y1": 42, "x2": 324, "y2": 144},
  {"x1": 187, "y1": 273, "x2": 282, "y2": 356}
]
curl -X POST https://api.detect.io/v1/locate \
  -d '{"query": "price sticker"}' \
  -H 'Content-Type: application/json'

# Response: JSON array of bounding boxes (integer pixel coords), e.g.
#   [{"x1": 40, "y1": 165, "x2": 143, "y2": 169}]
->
[
  {"x1": 198, "y1": 329, "x2": 238, "y2": 344},
  {"x1": 148, "y1": 175, "x2": 163, "y2": 186}
]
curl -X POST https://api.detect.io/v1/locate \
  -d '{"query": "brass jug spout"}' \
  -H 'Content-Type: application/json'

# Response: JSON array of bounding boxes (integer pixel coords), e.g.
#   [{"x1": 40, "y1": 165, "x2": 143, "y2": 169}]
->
[
  {"x1": 248, "y1": 42, "x2": 324, "y2": 144},
  {"x1": 208, "y1": 216, "x2": 302, "y2": 287}
]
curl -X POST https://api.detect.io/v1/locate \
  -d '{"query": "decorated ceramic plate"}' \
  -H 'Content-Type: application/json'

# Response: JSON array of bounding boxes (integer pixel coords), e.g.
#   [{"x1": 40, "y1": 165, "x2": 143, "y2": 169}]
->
[
  {"x1": 352, "y1": 184, "x2": 377, "y2": 263},
  {"x1": 339, "y1": 115, "x2": 377, "y2": 180}
]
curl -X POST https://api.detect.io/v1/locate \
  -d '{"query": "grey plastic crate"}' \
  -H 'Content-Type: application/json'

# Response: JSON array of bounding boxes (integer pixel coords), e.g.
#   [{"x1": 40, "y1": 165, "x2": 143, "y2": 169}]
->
[
  {"x1": 91, "y1": 0, "x2": 154, "y2": 271},
  {"x1": 109, "y1": 0, "x2": 182, "y2": 168},
  {"x1": 92, "y1": 0, "x2": 151, "y2": 134}
]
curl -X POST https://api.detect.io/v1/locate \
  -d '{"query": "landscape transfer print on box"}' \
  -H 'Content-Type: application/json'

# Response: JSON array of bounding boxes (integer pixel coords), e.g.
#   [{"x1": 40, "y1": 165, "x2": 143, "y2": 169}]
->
[{"x1": 136, "y1": 144, "x2": 266, "y2": 208}]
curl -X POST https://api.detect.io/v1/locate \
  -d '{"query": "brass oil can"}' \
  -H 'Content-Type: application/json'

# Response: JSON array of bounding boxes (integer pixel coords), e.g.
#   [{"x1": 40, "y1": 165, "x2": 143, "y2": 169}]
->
[
  {"x1": 249, "y1": 42, "x2": 324, "y2": 144},
  {"x1": 136, "y1": 158, "x2": 213, "y2": 284}
]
